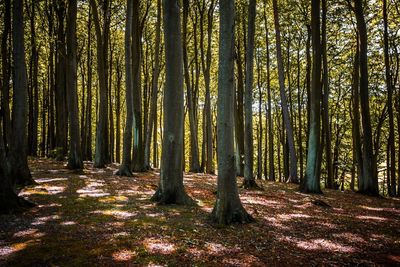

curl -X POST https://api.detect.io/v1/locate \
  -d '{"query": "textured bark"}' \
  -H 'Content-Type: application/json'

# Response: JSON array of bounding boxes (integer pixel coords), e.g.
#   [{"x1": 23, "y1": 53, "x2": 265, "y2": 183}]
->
[
  {"x1": 1, "y1": 0, "x2": 12, "y2": 149},
  {"x1": 235, "y1": 36, "x2": 245, "y2": 177},
  {"x1": 243, "y1": 0, "x2": 258, "y2": 189},
  {"x1": 301, "y1": 0, "x2": 322, "y2": 194},
  {"x1": 91, "y1": 0, "x2": 111, "y2": 168},
  {"x1": 272, "y1": 0, "x2": 298, "y2": 183},
  {"x1": 55, "y1": 0, "x2": 68, "y2": 158},
  {"x1": 383, "y1": 0, "x2": 396, "y2": 196},
  {"x1": 182, "y1": 0, "x2": 201, "y2": 173},
  {"x1": 321, "y1": 0, "x2": 334, "y2": 189},
  {"x1": 144, "y1": 0, "x2": 161, "y2": 170},
  {"x1": 116, "y1": 0, "x2": 134, "y2": 177},
  {"x1": 151, "y1": 0, "x2": 194, "y2": 205},
  {"x1": 115, "y1": 60, "x2": 122, "y2": 163},
  {"x1": 353, "y1": 0, "x2": 379, "y2": 196},
  {"x1": 131, "y1": 0, "x2": 144, "y2": 172},
  {"x1": 66, "y1": 0, "x2": 83, "y2": 169},
  {"x1": 211, "y1": 0, "x2": 253, "y2": 225}
]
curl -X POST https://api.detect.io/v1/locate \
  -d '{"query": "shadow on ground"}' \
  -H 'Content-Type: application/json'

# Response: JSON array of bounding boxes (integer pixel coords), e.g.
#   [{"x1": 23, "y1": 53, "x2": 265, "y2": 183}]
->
[{"x1": 0, "y1": 159, "x2": 399, "y2": 266}]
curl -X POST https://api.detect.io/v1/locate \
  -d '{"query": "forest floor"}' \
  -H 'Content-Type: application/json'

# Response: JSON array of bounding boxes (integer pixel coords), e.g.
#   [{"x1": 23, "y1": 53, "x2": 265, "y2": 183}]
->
[{"x1": 0, "y1": 159, "x2": 399, "y2": 266}]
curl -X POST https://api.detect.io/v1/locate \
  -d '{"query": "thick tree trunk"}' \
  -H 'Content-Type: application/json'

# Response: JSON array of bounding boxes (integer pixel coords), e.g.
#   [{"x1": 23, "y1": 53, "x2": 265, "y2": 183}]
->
[
  {"x1": 243, "y1": 0, "x2": 258, "y2": 189},
  {"x1": 301, "y1": 0, "x2": 322, "y2": 194},
  {"x1": 1, "y1": 0, "x2": 12, "y2": 150},
  {"x1": 66, "y1": 0, "x2": 83, "y2": 169},
  {"x1": 211, "y1": 0, "x2": 252, "y2": 225},
  {"x1": 353, "y1": 0, "x2": 379, "y2": 196},
  {"x1": 116, "y1": 0, "x2": 134, "y2": 177},
  {"x1": 151, "y1": 0, "x2": 194, "y2": 205},
  {"x1": 9, "y1": 0, "x2": 36, "y2": 186},
  {"x1": 272, "y1": 0, "x2": 298, "y2": 183}
]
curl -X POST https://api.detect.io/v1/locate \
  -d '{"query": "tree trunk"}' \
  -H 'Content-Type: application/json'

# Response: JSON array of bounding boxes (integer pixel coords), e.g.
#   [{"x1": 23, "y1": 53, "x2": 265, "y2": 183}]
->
[
  {"x1": 321, "y1": 0, "x2": 334, "y2": 189},
  {"x1": 235, "y1": 35, "x2": 245, "y2": 177},
  {"x1": 151, "y1": 0, "x2": 194, "y2": 205},
  {"x1": 1, "y1": 0, "x2": 12, "y2": 150},
  {"x1": 243, "y1": 0, "x2": 258, "y2": 189},
  {"x1": 10, "y1": 0, "x2": 36, "y2": 186},
  {"x1": 91, "y1": 0, "x2": 111, "y2": 168},
  {"x1": 132, "y1": 0, "x2": 144, "y2": 172},
  {"x1": 301, "y1": 0, "x2": 322, "y2": 194},
  {"x1": 353, "y1": 0, "x2": 379, "y2": 196},
  {"x1": 272, "y1": 0, "x2": 298, "y2": 183},
  {"x1": 116, "y1": 0, "x2": 134, "y2": 176},
  {"x1": 66, "y1": 0, "x2": 83, "y2": 169},
  {"x1": 383, "y1": 0, "x2": 396, "y2": 196},
  {"x1": 211, "y1": 0, "x2": 252, "y2": 225},
  {"x1": 55, "y1": 0, "x2": 68, "y2": 159}
]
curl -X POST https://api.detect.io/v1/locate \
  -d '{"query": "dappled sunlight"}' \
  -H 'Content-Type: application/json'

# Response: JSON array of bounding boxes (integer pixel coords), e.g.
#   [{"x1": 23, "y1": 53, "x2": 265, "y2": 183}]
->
[
  {"x1": 98, "y1": 195, "x2": 129, "y2": 204},
  {"x1": 277, "y1": 213, "x2": 311, "y2": 221},
  {"x1": 356, "y1": 215, "x2": 388, "y2": 222},
  {"x1": 112, "y1": 249, "x2": 137, "y2": 261},
  {"x1": 77, "y1": 179, "x2": 110, "y2": 198},
  {"x1": 91, "y1": 209, "x2": 137, "y2": 220},
  {"x1": 143, "y1": 238, "x2": 176, "y2": 255},
  {"x1": 332, "y1": 232, "x2": 366, "y2": 244},
  {"x1": 35, "y1": 177, "x2": 68, "y2": 183},
  {"x1": 295, "y1": 238, "x2": 356, "y2": 253},
  {"x1": 32, "y1": 215, "x2": 61, "y2": 226},
  {"x1": 20, "y1": 185, "x2": 66, "y2": 196},
  {"x1": 13, "y1": 228, "x2": 45, "y2": 239},
  {"x1": 60, "y1": 221, "x2": 77, "y2": 226}
]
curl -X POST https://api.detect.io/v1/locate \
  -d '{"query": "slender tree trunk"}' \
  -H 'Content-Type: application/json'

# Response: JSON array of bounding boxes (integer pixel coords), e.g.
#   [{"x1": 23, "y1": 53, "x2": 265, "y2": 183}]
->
[
  {"x1": 151, "y1": 0, "x2": 194, "y2": 205},
  {"x1": 321, "y1": 0, "x2": 334, "y2": 189},
  {"x1": 353, "y1": 0, "x2": 379, "y2": 196},
  {"x1": 132, "y1": 0, "x2": 144, "y2": 172},
  {"x1": 301, "y1": 0, "x2": 322, "y2": 194},
  {"x1": 211, "y1": 0, "x2": 252, "y2": 225},
  {"x1": 145, "y1": 0, "x2": 161, "y2": 170},
  {"x1": 55, "y1": 0, "x2": 68, "y2": 158},
  {"x1": 235, "y1": 36, "x2": 245, "y2": 177},
  {"x1": 66, "y1": 0, "x2": 83, "y2": 169},
  {"x1": 91, "y1": 0, "x2": 111, "y2": 168},
  {"x1": 383, "y1": 0, "x2": 396, "y2": 196},
  {"x1": 85, "y1": 8, "x2": 93, "y2": 160},
  {"x1": 243, "y1": 0, "x2": 258, "y2": 188},
  {"x1": 116, "y1": 0, "x2": 134, "y2": 176},
  {"x1": 272, "y1": 0, "x2": 298, "y2": 183},
  {"x1": 115, "y1": 60, "x2": 122, "y2": 163}
]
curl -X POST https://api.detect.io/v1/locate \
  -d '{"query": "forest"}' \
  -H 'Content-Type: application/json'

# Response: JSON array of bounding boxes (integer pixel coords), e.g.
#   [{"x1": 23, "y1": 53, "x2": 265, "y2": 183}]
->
[{"x1": 0, "y1": 0, "x2": 399, "y2": 265}]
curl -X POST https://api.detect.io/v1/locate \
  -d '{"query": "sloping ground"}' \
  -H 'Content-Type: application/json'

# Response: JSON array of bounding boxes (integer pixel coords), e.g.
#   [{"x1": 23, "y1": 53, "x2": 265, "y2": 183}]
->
[{"x1": 0, "y1": 159, "x2": 399, "y2": 266}]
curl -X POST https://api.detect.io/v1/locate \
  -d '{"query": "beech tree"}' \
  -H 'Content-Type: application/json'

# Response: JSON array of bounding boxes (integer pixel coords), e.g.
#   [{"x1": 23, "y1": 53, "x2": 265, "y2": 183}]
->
[
  {"x1": 211, "y1": 0, "x2": 253, "y2": 225},
  {"x1": 151, "y1": 0, "x2": 194, "y2": 205}
]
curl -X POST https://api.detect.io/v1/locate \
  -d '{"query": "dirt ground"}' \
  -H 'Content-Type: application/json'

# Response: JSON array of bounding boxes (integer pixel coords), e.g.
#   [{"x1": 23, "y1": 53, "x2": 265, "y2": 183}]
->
[{"x1": 1, "y1": 159, "x2": 399, "y2": 266}]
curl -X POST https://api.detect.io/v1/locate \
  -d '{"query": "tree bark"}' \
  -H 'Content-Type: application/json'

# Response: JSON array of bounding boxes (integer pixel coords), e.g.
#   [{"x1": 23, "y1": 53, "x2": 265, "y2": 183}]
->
[
  {"x1": 211, "y1": 0, "x2": 253, "y2": 225},
  {"x1": 272, "y1": 0, "x2": 298, "y2": 183},
  {"x1": 301, "y1": 0, "x2": 322, "y2": 194},
  {"x1": 66, "y1": 0, "x2": 83, "y2": 169},
  {"x1": 243, "y1": 0, "x2": 258, "y2": 189},
  {"x1": 116, "y1": 0, "x2": 134, "y2": 176},
  {"x1": 353, "y1": 0, "x2": 379, "y2": 196},
  {"x1": 151, "y1": 0, "x2": 194, "y2": 205}
]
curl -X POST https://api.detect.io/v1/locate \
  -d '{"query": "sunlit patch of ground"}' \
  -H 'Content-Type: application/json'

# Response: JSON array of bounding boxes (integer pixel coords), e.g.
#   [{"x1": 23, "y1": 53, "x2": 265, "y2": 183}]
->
[{"x1": 0, "y1": 158, "x2": 399, "y2": 266}]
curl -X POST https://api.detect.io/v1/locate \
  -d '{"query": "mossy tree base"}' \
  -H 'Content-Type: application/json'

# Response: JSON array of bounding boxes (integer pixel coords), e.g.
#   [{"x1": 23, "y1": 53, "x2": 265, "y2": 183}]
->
[
  {"x1": 241, "y1": 179, "x2": 262, "y2": 190},
  {"x1": 210, "y1": 200, "x2": 254, "y2": 225}
]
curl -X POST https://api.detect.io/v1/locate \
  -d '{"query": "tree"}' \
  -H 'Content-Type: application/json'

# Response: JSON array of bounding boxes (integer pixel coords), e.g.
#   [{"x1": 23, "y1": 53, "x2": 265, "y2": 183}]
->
[
  {"x1": 91, "y1": 0, "x2": 111, "y2": 168},
  {"x1": 272, "y1": 0, "x2": 298, "y2": 183},
  {"x1": 116, "y1": 0, "x2": 134, "y2": 177},
  {"x1": 211, "y1": 0, "x2": 253, "y2": 225},
  {"x1": 243, "y1": 0, "x2": 258, "y2": 189},
  {"x1": 383, "y1": 0, "x2": 396, "y2": 196},
  {"x1": 352, "y1": 0, "x2": 379, "y2": 196},
  {"x1": 301, "y1": 0, "x2": 322, "y2": 194},
  {"x1": 151, "y1": 0, "x2": 194, "y2": 205},
  {"x1": 66, "y1": 0, "x2": 83, "y2": 169}
]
